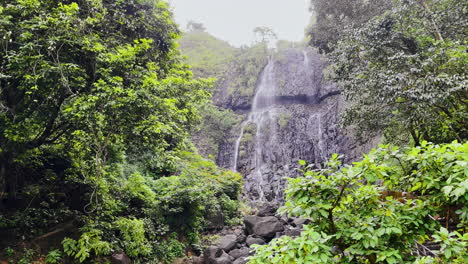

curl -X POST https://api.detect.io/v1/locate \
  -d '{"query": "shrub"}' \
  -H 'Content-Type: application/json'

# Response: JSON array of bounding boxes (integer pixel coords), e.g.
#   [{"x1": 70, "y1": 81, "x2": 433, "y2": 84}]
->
[
  {"x1": 62, "y1": 229, "x2": 111, "y2": 263},
  {"x1": 153, "y1": 233, "x2": 186, "y2": 264},
  {"x1": 249, "y1": 141, "x2": 467, "y2": 264},
  {"x1": 45, "y1": 249, "x2": 62, "y2": 264}
]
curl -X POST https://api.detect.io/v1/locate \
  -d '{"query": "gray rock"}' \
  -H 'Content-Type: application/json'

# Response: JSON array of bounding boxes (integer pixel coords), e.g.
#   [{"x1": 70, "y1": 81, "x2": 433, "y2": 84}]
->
[
  {"x1": 204, "y1": 246, "x2": 234, "y2": 264},
  {"x1": 279, "y1": 215, "x2": 289, "y2": 224},
  {"x1": 204, "y1": 246, "x2": 224, "y2": 260},
  {"x1": 233, "y1": 257, "x2": 248, "y2": 264},
  {"x1": 291, "y1": 218, "x2": 310, "y2": 228},
  {"x1": 217, "y1": 234, "x2": 238, "y2": 252},
  {"x1": 192, "y1": 256, "x2": 205, "y2": 264},
  {"x1": 236, "y1": 233, "x2": 246, "y2": 244},
  {"x1": 233, "y1": 228, "x2": 244, "y2": 236},
  {"x1": 256, "y1": 203, "x2": 278, "y2": 217},
  {"x1": 244, "y1": 215, "x2": 284, "y2": 238},
  {"x1": 111, "y1": 253, "x2": 131, "y2": 264},
  {"x1": 246, "y1": 236, "x2": 265, "y2": 246},
  {"x1": 244, "y1": 215, "x2": 260, "y2": 235},
  {"x1": 276, "y1": 228, "x2": 302, "y2": 238},
  {"x1": 229, "y1": 247, "x2": 250, "y2": 259}
]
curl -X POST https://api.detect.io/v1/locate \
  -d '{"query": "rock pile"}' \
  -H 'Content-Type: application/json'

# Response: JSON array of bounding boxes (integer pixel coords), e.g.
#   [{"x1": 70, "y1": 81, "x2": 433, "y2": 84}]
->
[{"x1": 188, "y1": 205, "x2": 307, "y2": 264}]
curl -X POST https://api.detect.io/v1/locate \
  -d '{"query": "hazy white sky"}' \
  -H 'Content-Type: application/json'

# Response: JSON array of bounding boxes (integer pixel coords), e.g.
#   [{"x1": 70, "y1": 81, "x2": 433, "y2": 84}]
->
[{"x1": 168, "y1": 0, "x2": 311, "y2": 47}]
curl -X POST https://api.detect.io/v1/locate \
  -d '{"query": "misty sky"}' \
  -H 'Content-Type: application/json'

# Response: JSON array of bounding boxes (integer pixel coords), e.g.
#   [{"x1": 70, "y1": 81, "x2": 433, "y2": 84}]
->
[{"x1": 168, "y1": 0, "x2": 311, "y2": 47}]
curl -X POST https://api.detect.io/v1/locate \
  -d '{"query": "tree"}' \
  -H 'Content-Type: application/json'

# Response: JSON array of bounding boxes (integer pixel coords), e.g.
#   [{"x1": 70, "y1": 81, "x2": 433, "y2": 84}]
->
[
  {"x1": 253, "y1": 26, "x2": 277, "y2": 45},
  {"x1": 330, "y1": 0, "x2": 467, "y2": 145},
  {"x1": 187, "y1": 20, "x2": 206, "y2": 32},
  {"x1": 249, "y1": 142, "x2": 468, "y2": 264},
  {"x1": 307, "y1": 0, "x2": 392, "y2": 53},
  {"x1": 0, "y1": 0, "x2": 209, "y2": 201}
]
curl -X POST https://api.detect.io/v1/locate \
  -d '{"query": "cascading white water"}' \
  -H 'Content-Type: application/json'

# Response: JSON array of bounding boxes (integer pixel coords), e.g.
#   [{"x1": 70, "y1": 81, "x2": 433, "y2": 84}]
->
[
  {"x1": 232, "y1": 56, "x2": 277, "y2": 201},
  {"x1": 303, "y1": 50, "x2": 326, "y2": 164},
  {"x1": 303, "y1": 50, "x2": 309, "y2": 67},
  {"x1": 223, "y1": 48, "x2": 372, "y2": 203}
]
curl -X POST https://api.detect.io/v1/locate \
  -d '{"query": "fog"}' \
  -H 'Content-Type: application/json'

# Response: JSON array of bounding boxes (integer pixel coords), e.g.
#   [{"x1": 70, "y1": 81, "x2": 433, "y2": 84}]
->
[{"x1": 168, "y1": 0, "x2": 310, "y2": 47}]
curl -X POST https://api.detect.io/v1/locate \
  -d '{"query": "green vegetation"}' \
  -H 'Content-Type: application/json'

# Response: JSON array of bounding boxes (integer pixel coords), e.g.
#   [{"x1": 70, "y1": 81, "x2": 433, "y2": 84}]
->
[
  {"x1": 192, "y1": 103, "x2": 240, "y2": 159},
  {"x1": 1, "y1": 0, "x2": 466, "y2": 263},
  {"x1": 179, "y1": 28, "x2": 237, "y2": 78},
  {"x1": 249, "y1": 0, "x2": 467, "y2": 263},
  {"x1": 332, "y1": 0, "x2": 468, "y2": 145},
  {"x1": 178, "y1": 28, "x2": 270, "y2": 160},
  {"x1": 249, "y1": 142, "x2": 467, "y2": 264},
  {"x1": 307, "y1": 0, "x2": 392, "y2": 53},
  {"x1": 329, "y1": 0, "x2": 467, "y2": 145},
  {"x1": 0, "y1": 0, "x2": 241, "y2": 263},
  {"x1": 226, "y1": 43, "x2": 269, "y2": 98},
  {"x1": 45, "y1": 249, "x2": 62, "y2": 264},
  {"x1": 277, "y1": 113, "x2": 292, "y2": 129},
  {"x1": 178, "y1": 28, "x2": 241, "y2": 158}
]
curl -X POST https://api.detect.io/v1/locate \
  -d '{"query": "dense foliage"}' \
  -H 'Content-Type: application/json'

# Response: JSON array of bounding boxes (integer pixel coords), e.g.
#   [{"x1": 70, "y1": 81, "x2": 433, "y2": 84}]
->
[
  {"x1": 329, "y1": 0, "x2": 467, "y2": 145},
  {"x1": 0, "y1": 0, "x2": 242, "y2": 263},
  {"x1": 0, "y1": 0, "x2": 205, "y2": 203},
  {"x1": 178, "y1": 28, "x2": 241, "y2": 159},
  {"x1": 59, "y1": 152, "x2": 242, "y2": 263},
  {"x1": 249, "y1": 141, "x2": 467, "y2": 264},
  {"x1": 179, "y1": 27, "x2": 237, "y2": 78},
  {"x1": 221, "y1": 43, "x2": 269, "y2": 101},
  {"x1": 249, "y1": 1, "x2": 467, "y2": 263},
  {"x1": 1, "y1": 0, "x2": 466, "y2": 263},
  {"x1": 307, "y1": 0, "x2": 392, "y2": 53}
]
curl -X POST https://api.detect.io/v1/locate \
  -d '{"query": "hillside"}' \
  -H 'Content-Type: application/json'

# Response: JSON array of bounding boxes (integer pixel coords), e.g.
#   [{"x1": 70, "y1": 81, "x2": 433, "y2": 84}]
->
[{"x1": 179, "y1": 30, "x2": 237, "y2": 78}]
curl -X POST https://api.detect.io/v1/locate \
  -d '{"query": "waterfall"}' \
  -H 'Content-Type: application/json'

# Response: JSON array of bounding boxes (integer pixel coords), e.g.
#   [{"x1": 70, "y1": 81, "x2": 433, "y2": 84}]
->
[
  {"x1": 223, "y1": 48, "x2": 374, "y2": 204},
  {"x1": 303, "y1": 50, "x2": 309, "y2": 67},
  {"x1": 232, "y1": 56, "x2": 277, "y2": 201}
]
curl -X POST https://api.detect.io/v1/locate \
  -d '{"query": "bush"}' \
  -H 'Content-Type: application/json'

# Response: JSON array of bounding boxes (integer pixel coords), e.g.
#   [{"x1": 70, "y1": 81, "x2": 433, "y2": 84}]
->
[
  {"x1": 60, "y1": 151, "x2": 242, "y2": 263},
  {"x1": 153, "y1": 233, "x2": 186, "y2": 264},
  {"x1": 249, "y1": 141, "x2": 467, "y2": 264},
  {"x1": 45, "y1": 249, "x2": 62, "y2": 264}
]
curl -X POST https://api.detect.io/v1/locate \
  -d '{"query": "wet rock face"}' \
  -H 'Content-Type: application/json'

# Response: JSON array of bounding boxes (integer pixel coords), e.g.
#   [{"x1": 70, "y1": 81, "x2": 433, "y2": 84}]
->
[{"x1": 216, "y1": 47, "x2": 377, "y2": 204}]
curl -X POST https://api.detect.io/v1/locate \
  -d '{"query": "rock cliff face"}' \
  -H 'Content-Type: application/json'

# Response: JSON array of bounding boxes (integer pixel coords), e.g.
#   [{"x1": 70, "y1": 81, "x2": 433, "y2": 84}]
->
[{"x1": 215, "y1": 47, "x2": 377, "y2": 204}]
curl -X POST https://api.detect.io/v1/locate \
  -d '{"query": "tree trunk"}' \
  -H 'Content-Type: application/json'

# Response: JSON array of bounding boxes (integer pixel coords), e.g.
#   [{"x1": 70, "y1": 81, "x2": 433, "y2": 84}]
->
[
  {"x1": 418, "y1": 0, "x2": 444, "y2": 41},
  {"x1": 0, "y1": 151, "x2": 17, "y2": 203},
  {"x1": 410, "y1": 128, "x2": 420, "y2": 147},
  {"x1": 0, "y1": 152, "x2": 11, "y2": 211},
  {"x1": 0, "y1": 157, "x2": 6, "y2": 210}
]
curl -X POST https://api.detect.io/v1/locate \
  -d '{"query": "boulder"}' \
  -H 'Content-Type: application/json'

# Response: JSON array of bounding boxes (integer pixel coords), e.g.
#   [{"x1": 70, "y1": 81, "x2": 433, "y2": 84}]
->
[
  {"x1": 204, "y1": 246, "x2": 224, "y2": 259},
  {"x1": 192, "y1": 256, "x2": 205, "y2": 264},
  {"x1": 244, "y1": 215, "x2": 261, "y2": 235},
  {"x1": 236, "y1": 233, "x2": 247, "y2": 244},
  {"x1": 204, "y1": 246, "x2": 233, "y2": 264},
  {"x1": 217, "y1": 234, "x2": 238, "y2": 252},
  {"x1": 228, "y1": 247, "x2": 250, "y2": 259},
  {"x1": 111, "y1": 253, "x2": 131, "y2": 264},
  {"x1": 246, "y1": 236, "x2": 265, "y2": 247},
  {"x1": 233, "y1": 257, "x2": 248, "y2": 264},
  {"x1": 256, "y1": 203, "x2": 278, "y2": 217},
  {"x1": 244, "y1": 215, "x2": 284, "y2": 238}
]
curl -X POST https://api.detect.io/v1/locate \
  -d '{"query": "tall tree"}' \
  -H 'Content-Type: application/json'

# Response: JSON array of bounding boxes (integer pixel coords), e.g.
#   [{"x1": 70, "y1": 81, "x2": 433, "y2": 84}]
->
[
  {"x1": 330, "y1": 0, "x2": 467, "y2": 145},
  {"x1": 253, "y1": 26, "x2": 277, "y2": 45},
  {"x1": 307, "y1": 0, "x2": 392, "y2": 53},
  {"x1": 0, "y1": 0, "x2": 209, "y2": 200}
]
